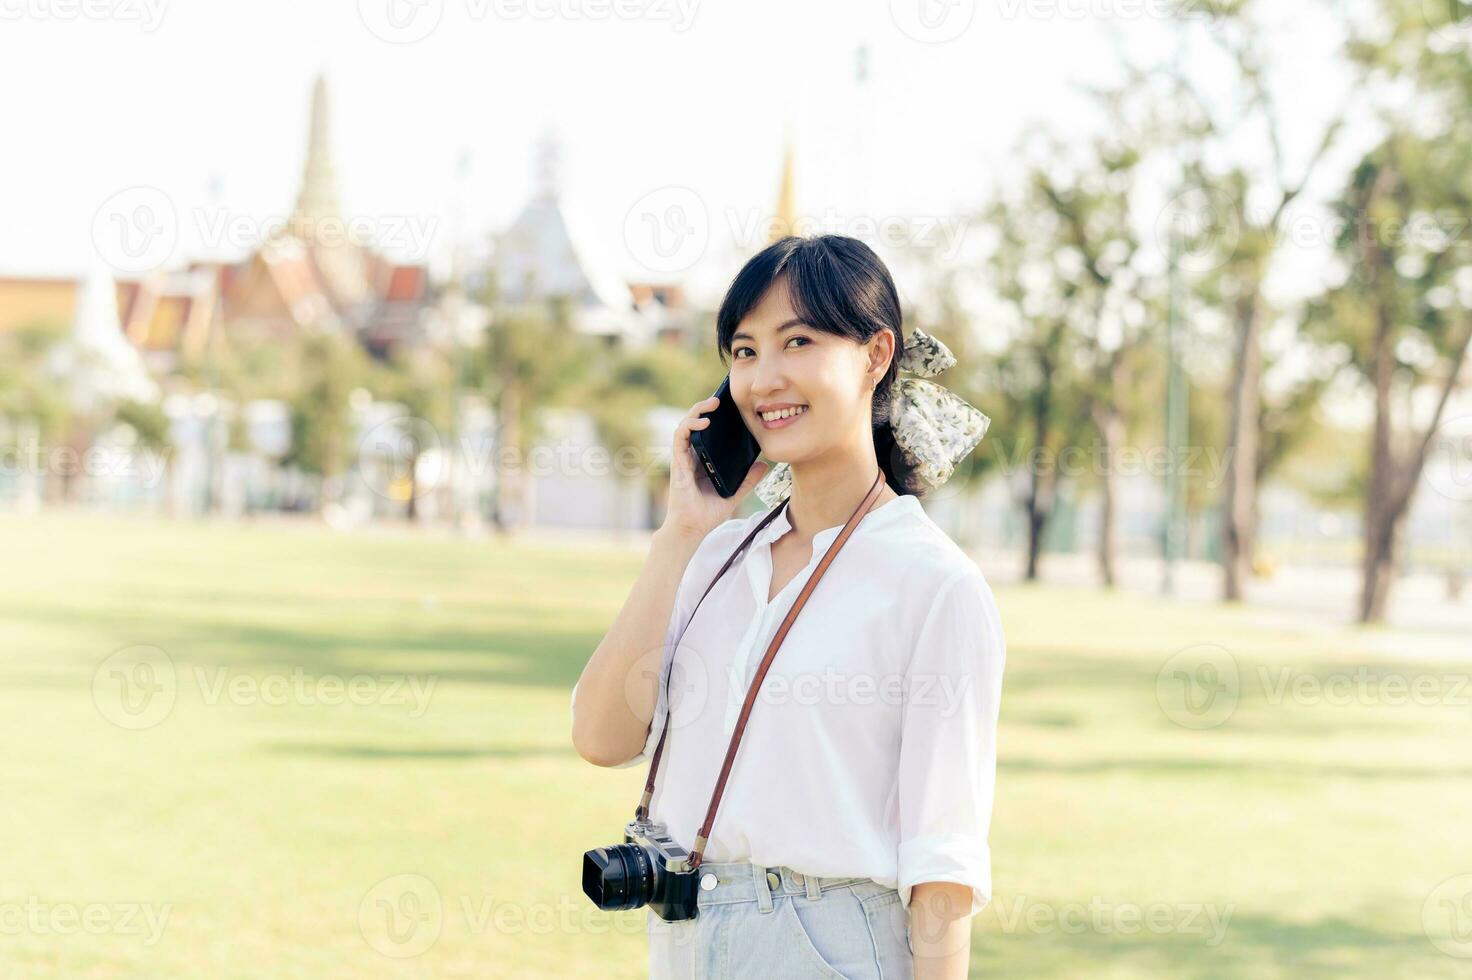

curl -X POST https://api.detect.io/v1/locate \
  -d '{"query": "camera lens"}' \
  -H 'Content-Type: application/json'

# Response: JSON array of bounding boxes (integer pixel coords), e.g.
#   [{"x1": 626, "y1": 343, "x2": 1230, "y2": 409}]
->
[{"x1": 582, "y1": 843, "x2": 658, "y2": 911}]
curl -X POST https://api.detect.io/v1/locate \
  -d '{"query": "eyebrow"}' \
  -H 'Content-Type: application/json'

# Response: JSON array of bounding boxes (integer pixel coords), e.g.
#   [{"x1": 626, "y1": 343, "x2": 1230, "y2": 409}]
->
[{"x1": 731, "y1": 318, "x2": 810, "y2": 342}]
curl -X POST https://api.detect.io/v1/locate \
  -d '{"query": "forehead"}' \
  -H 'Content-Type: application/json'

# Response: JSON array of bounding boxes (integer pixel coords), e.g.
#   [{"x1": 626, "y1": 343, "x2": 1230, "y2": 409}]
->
[{"x1": 733, "y1": 279, "x2": 799, "y2": 339}]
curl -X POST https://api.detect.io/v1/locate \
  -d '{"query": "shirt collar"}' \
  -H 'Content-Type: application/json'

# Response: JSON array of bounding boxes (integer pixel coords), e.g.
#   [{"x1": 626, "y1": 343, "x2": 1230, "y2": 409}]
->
[{"x1": 754, "y1": 493, "x2": 920, "y2": 551}]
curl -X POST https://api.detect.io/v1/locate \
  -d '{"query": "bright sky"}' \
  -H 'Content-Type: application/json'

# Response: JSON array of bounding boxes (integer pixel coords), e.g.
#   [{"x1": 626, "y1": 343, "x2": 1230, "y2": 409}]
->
[{"x1": 0, "y1": 0, "x2": 1368, "y2": 306}]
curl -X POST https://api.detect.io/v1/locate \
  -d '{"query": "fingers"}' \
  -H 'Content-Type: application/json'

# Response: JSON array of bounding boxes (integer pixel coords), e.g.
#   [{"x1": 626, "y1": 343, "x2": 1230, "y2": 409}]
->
[
  {"x1": 672, "y1": 397, "x2": 719, "y2": 482},
  {"x1": 674, "y1": 396, "x2": 718, "y2": 447}
]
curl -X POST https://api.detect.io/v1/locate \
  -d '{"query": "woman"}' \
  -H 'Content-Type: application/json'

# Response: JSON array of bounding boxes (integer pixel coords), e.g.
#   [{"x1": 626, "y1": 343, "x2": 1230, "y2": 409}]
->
[{"x1": 571, "y1": 235, "x2": 1005, "y2": 979}]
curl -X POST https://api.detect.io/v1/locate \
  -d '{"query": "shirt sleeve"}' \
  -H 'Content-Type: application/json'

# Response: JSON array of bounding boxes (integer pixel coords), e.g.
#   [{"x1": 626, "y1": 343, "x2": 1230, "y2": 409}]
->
[
  {"x1": 895, "y1": 565, "x2": 1006, "y2": 919},
  {"x1": 570, "y1": 606, "x2": 674, "y2": 769},
  {"x1": 570, "y1": 525, "x2": 722, "y2": 769}
]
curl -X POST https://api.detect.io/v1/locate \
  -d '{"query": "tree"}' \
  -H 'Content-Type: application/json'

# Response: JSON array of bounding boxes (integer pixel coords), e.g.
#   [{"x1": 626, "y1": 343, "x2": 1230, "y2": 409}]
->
[
  {"x1": 114, "y1": 398, "x2": 175, "y2": 515},
  {"x1": 983, "y1": 177, "x2": 1096, "y2": 581},
  {"x1": 1025, "y1": 95, "x2": 1165, "y2": 587},
  {"x1": 1301, "y1": 0, "x2": 1472, "y2": 621},
  {"x1": 1165, "y1": 1, "x2": 1355, "y2": 600},
  {"x1": 897, "y1": 246, "x2": 1007, "y2": 550},
  {"x1": 283, "y1": 330, "x2": 374, "y2": 510},
  {"x1": 475, "y1": 280, "x2": 594, "y2": 533},
  {"x1": 0, "y1": 320, "x2": 70, "y2": 509},
  {"x1": 576, "y1": 339, "x2": 715, "y2": 534},
  {"x1": 1303, "y1": 130, "x2": 1472, "y2": 622},
  {"x1": 379, "y1": 344, "x2": 457, "y2": 522}
]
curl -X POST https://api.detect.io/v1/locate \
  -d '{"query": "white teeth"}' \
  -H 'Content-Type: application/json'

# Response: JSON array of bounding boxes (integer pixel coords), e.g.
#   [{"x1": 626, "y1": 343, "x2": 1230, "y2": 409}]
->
[{"x1": 761, "y1": 406, "x2": 807, "y2": 422}]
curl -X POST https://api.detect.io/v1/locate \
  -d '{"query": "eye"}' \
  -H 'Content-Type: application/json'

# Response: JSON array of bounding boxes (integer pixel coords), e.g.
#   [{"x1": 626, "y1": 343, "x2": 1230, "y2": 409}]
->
[{"x1": 733, "y1": 336, "x2": 809, "y2": 359}]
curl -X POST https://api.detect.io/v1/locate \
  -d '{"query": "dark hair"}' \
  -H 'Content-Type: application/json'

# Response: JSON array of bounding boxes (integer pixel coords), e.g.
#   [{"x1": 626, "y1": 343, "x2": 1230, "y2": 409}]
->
[{"x1": 715, "y1": 235, "x2": 919, "y2": 496}]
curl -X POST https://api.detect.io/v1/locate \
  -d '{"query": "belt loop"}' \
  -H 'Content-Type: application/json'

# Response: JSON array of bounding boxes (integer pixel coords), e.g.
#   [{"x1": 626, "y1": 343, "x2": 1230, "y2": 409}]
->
[
  {"x1": 753, "y1": 864, "x2": 774, "y2": 913},
  {"x1": 804, "y1": 873, "x2": 821, "y2": 901}
]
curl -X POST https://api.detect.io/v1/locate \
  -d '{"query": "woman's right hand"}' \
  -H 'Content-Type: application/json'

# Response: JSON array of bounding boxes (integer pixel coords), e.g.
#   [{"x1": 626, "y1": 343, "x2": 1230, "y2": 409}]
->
[{"x1": 661, "y1": 395, "x2": 770, "y2": 541}]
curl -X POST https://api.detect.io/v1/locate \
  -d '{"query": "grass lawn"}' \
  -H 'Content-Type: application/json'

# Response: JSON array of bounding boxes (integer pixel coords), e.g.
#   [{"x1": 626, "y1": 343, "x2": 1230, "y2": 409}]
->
[{"x1": 1, "y1": 511, "x2": 1468, "y2": 978}]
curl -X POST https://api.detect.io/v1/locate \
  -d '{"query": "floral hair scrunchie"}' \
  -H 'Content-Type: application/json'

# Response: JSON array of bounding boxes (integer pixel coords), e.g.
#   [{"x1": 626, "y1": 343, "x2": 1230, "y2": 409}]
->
[{"x1": 752, "y1": 326, "x2": 991, "y2": 507}]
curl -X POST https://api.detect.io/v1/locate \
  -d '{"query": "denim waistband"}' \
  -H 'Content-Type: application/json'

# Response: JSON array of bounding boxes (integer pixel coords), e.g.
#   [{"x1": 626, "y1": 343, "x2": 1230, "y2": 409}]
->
[{"x1": 690, "y1": 860, "x2": 872, "y2": 907}]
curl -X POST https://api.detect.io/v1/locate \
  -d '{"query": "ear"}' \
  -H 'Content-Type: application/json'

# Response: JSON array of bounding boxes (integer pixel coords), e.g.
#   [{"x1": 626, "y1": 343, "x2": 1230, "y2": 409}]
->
[{"x1": 866, "y1": 328, "x2": 896, "y2": 379}]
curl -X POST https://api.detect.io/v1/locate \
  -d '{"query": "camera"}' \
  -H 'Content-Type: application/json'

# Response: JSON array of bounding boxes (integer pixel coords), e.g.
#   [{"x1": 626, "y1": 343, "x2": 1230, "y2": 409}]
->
[{"x1": 582, "y1": 818, "x2": 702, "y2": 921}]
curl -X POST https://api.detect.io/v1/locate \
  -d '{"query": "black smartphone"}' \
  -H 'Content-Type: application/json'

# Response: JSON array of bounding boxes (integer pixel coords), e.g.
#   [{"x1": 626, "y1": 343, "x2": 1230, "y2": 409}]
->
[{"x1": 688, "y1": 376, "x2": 761, "y2": 498}]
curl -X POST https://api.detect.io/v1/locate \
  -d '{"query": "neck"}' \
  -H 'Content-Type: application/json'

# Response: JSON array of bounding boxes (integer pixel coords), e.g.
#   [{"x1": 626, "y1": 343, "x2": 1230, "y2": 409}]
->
[{"x1": 785, "y1": 435, "x2": 894, "y2": 538}]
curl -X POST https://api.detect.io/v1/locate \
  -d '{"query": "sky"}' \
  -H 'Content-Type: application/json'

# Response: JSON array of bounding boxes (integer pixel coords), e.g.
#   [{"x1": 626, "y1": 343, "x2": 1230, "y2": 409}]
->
[{"x1": 0, "y1": 0, "x2": 1372, "y2": 308}]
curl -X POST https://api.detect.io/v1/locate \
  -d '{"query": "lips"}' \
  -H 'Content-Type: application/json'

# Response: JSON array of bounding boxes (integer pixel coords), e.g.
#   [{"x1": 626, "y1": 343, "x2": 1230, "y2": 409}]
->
[{"x1": 758, "y1": 405, "x2": 807, "y2": 430}]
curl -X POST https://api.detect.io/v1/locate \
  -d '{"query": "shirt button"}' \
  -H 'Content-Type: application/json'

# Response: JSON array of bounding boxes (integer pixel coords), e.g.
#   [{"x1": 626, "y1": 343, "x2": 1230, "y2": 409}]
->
[
  {"x1": 700, "y1": 873, "x2": 717, "y2": 891},
  {"x1": 766, "y1": 871, "x2": 781, "y2": 891}
]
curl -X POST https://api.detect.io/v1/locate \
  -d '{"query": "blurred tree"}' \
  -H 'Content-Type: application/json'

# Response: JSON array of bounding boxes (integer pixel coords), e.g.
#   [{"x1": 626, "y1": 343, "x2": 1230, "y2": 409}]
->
[
  {"x1": 1303, "y1": 129, "x2": 1472, "y2": 622},
  {"x1": 0, "y1": 320, "x2": 70, "y2": 441},
  {"x1": 1166, "y1": 0, "x2": 1355, "y2": 600},
  {"x1": 0, "y1": 320, "x2": 70, "y2": 508},
  {"x1": 379, "y1": 344, "x2": 456, "y2": 522},
  {"x1": 899, "y1": 249, "x2": 1006, "y2": 551},
  {"x1": 575, "y1": 340, "x2": 714, "y2": 534},
  {"x1": 114, "y1": 398, "x2": 174, "y2": 514},
  {"x1": 1315, "y1": 0, "x2": 1472, "y2": 620},
  {"x1": 177, "y1": 322, "x2": 296, "y2": 513},
  {"x1": 1024, "y1": 98, "x2": 1162, "y2": 588},
  {"x1": 283, "y1": 330, "x2": 374, "y2": 510},
  {"x1": 983, "y1": 180, "x2": 1095, "y2": 581},
  {"x1": 476, "y1": 277, "x2": 595, "y2": 533}
]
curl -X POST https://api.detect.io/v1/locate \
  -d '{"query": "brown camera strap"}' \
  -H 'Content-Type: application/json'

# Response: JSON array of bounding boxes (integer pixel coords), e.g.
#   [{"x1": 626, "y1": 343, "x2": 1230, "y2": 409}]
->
[{"x1": 634, "y1": 469, "x2": 886, "y2": 870}]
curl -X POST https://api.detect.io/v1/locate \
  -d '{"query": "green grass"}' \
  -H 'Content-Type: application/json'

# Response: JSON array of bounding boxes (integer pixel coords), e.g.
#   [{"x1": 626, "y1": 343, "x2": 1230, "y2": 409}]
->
[{"x1": 0, "y1": 512, "x2": 1468, "y2": 978}]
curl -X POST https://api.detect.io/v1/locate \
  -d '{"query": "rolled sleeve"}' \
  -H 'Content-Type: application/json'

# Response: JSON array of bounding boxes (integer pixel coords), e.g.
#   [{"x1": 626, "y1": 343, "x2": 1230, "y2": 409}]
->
[
  {"x1": 895, "y1": 566, "x2": 1006, "y2": 919},
  {"x1": 571, "y1": 561, "x2": 698, "y2": 770}
]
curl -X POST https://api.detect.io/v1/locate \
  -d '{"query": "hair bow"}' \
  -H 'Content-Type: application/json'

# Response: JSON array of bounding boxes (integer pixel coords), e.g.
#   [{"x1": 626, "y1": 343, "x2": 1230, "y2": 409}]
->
[{"x1": 752, "y1": 326, "x2": 990, "y2": 507}]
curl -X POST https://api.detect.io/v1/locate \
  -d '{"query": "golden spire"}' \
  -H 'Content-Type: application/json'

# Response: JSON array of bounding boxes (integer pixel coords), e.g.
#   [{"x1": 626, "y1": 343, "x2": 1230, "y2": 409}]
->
[
  {"x1": 292, "y1": 74, "x2": 341, "y2": 235},
  {"x1": 770, "y1": 128, "x2": 797, "y2": 243}
]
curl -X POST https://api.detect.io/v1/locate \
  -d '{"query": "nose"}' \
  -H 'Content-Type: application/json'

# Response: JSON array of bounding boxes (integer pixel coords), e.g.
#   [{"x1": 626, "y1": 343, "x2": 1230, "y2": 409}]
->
[{"x1": 749, "y1": 351, "x2": 787, "y2": 400}]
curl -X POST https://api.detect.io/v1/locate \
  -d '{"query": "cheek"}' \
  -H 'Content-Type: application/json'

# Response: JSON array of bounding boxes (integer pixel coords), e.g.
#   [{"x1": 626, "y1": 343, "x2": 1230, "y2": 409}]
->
[
  {"x1": 729, "y1": 376, "x2": 754, "y2": 411},
  {"x1": 799, "y1": 370, "x2": 859, "y2": 414}
]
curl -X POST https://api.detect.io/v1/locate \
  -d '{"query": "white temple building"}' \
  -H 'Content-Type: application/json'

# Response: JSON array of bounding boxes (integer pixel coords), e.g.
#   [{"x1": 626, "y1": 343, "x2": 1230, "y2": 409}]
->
[
  {"x1": 492, "y1": 135, "x2": 671, "y2": 349},
  {"x1": 47, "y1": 258, "x2": 159, "y2": 414}
]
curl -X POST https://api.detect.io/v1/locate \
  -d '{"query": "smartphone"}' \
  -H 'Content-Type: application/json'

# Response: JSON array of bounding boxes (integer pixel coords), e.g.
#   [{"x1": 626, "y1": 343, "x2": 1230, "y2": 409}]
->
[{"x1": 688, "y1": 376, "x2": 761, "y2": 498}]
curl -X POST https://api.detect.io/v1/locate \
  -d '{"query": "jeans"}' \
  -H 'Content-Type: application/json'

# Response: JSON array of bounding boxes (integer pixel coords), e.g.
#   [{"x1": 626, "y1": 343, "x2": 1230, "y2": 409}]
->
[{"x1": 647, "y1": 861, "x2": 914, "y2": 979}]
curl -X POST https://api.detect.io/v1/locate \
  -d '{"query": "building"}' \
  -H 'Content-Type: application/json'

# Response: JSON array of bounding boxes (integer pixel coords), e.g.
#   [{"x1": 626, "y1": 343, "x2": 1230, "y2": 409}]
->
[
  {"x1": 490, "y1": 134, "x2": 693, "y2": 350},
  {"x1": 216, "y1": 75, "x2": 439, "y2": 356}
]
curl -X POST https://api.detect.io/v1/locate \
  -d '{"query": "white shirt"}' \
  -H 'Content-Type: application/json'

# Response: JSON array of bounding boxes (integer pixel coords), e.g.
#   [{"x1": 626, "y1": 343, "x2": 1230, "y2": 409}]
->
[{"x1": 571, "y1": 493, "x2": 1006, "y2": 917}]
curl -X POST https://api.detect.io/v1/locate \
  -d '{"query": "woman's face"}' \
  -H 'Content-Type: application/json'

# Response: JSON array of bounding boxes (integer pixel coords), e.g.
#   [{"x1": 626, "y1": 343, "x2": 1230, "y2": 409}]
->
[{"x1": 728, "y1": 278, "x2": 891, "y2": 465}]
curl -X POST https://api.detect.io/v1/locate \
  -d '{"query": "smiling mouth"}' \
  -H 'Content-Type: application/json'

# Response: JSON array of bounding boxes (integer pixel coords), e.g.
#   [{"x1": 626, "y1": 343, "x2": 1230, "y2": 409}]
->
[{"x1": 758, "y1": 405, "x2": 808, "y2": 423}]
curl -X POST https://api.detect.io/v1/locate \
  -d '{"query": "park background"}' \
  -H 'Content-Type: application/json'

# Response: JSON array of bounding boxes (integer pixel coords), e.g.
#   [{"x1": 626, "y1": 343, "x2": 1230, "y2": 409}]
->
[{"x1": 2, "y1": 0, "x2": 1471, "y2": 976}]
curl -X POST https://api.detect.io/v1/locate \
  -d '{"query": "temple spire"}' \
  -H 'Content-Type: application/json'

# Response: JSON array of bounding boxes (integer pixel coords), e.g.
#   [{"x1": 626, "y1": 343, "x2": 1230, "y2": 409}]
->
[
  {"x1": 288, "y1": 73, "x2": 370, "y2": 311},
  {"x1": 771, "y1": 128, "x2": 798, "y2": 243},
  {"x1": 292, "y1": 74, "x2": 342, "y2": 235},
  {"x1": 534, "y1": 128, "x2": 562, "y2": 202}
]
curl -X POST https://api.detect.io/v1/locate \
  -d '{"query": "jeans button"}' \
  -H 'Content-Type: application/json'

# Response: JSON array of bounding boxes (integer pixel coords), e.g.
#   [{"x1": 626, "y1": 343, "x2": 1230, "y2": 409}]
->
[
  {"x1": 766, "y1": 871, "x2": 780, "y2": 891},
  {"x1": 790, "y1": 871, "x2": 804, "y2": 885}
]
